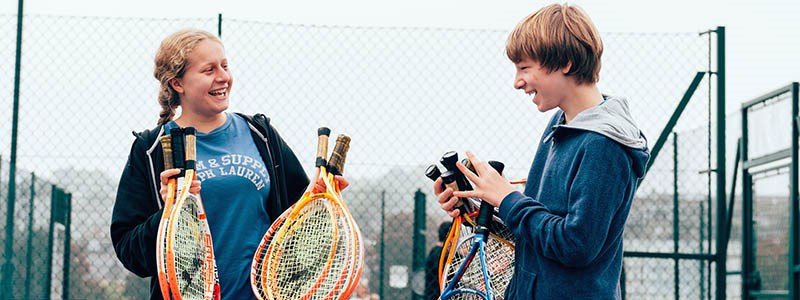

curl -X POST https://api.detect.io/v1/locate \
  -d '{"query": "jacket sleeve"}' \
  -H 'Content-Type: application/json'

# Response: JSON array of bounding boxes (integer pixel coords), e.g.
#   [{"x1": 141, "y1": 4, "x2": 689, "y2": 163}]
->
[
  {"x1": 272, "y1": 124, "x2": 310, "y2": 206},
  {"x1": 498, "y1": 138, "x2": 634, "y2": 268},
  {"x1": 110, "y1": 138, "x2": 163, "y2": 277}
]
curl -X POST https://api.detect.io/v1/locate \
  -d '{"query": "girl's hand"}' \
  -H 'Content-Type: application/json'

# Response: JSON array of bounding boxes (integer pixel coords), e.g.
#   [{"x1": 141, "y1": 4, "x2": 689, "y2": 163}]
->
[
  {"x1": 159, "y1": 168, "x2": 201, "y2": 202},
  {"x1": 312, "y1": 175, "x2": 350, "y2": 193}
]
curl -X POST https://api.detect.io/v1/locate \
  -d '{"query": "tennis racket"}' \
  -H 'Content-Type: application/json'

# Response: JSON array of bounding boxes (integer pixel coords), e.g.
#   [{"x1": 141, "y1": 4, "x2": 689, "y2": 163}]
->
[
  {"x1": 427, "y1": 153, "x2": 516, "y2": 299},
  {"x1": 251, "y1": 128, "x2": 362, "y2": 300},
  {"x1": 157, "y1": 134, "x2": 176, "y2": 299},
  {"x1": 157, "y1": 128, "x2": 187, "y2": 299},
  {"x1": 165, "y1": 127, "x2": 219, "y2": 300}
]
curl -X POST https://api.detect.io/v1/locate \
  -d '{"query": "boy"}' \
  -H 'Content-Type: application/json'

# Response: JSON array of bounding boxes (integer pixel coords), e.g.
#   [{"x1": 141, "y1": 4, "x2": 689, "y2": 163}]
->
[{"x1": 434, "y1": 3, "x2": 650, "y2": 299}]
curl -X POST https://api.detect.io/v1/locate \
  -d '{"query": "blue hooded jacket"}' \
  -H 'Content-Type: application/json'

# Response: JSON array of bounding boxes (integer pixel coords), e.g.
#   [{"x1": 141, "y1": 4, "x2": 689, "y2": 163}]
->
[{"x1": 498, "y1": 96, "x2": 650, "y2": 299}]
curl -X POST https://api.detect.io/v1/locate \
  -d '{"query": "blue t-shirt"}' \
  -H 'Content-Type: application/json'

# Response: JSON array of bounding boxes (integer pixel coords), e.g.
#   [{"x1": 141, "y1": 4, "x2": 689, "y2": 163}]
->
[{"x1": 166, "y1": 113, "x2": 271, "y2": 299}]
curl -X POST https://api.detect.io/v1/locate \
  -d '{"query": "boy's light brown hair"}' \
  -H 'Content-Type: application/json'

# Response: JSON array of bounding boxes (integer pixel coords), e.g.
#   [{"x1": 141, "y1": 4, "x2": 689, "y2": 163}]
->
[{"x1": 506, "y1": 3, "x2": 603, "y2": 84}]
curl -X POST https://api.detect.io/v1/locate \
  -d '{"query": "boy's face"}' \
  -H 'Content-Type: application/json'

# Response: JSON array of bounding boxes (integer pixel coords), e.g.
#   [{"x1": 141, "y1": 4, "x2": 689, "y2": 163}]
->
[{"x1": 513, "y1": 57, "x2": 573, "y2": 113}]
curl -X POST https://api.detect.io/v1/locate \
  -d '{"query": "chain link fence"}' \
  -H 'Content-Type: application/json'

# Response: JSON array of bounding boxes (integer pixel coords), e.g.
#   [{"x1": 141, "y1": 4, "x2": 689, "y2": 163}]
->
[{"x1": 0, "y1": 14, "x2": 743, "y2": 299}]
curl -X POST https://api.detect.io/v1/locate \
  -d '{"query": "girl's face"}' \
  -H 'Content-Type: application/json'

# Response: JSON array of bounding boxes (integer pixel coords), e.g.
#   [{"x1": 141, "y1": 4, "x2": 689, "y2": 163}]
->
[{"x1": 171, "y1": 39, "x2": 232, "y2": 119}]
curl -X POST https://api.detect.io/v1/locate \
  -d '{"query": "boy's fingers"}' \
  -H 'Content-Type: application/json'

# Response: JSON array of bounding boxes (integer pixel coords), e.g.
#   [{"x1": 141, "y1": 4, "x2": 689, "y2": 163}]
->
[
  {"x1": 456, "y1": 162, "x2": 479, "y2": 183},
  {"x1": 433, "y1": 177, "x2": 445, "y2": 194}
]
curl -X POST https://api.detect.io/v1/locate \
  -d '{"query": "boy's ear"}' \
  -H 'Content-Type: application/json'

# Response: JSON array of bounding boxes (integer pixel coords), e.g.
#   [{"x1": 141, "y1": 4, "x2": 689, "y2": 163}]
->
[
  {"x1": 169, "y1": 78, "x2": 184, "y2": 94},
  {"x1": 561, "y1": 61, "x2": 573, "y2": 74}
]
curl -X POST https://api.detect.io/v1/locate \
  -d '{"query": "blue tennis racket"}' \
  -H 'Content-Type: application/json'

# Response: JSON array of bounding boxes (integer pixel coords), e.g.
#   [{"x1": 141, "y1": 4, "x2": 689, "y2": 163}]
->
[{"x1": 431, "y1": 153, "x2": 515, "y2": 300}]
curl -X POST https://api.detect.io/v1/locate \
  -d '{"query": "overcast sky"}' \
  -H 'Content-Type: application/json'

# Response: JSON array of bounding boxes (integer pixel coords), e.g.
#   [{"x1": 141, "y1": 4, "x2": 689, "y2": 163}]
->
[{"x1": 2, "y1": 0, "x2": 798, "y2": 112}]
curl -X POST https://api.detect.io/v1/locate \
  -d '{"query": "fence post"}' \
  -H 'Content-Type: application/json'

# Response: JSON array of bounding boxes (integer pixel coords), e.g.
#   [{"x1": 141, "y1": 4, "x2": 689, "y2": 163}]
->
[
  {"x1": 379, "y1": 190, "x2": 386, "y2": 299},
  {"x1": 411, "y1": 189, "x2": 427, "y2": 299},
  {"x1": 2, "y1": 1, "x2": 26, "y2": 297},
  {"x1": 714, "y1": 25, "x2": 727, "y2": 300},
  {"x1": 24, "y1": 172, "x2": 35, "y2": 300},
  {"x1": 672, "y1": 133, "x2": 680, "y2": 300},
  {"x1": 44, "y1": 185, "x2": 58, "y2": 300},
  {"x1": 62, "y1": 193, "x2": 71, "y2": 300}
]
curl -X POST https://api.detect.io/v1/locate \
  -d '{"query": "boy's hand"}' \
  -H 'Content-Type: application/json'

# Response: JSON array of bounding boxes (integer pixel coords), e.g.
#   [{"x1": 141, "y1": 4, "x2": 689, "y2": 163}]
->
[
  {"x1": 433, "y1": 177, "x2": 461, "y2": 218},
  {"x1": 452, "y1": 151, "x2": 514, "y2": 208}
]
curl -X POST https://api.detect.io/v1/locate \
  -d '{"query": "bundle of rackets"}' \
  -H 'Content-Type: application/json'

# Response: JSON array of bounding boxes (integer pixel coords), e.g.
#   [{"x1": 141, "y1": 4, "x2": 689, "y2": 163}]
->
[
  {"x1": 157, "y1": 127, "x2": 220, "y2": 300},
  {"x1": 250, "y1": 127, "x2": 364, "y2": 300},
  {"x1": 425, "y1": 151, "x2": 517, "y2": 300}
]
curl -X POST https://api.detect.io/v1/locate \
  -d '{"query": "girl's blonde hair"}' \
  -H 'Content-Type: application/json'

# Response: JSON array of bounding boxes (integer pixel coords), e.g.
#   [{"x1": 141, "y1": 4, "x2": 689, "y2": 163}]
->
[
  {"x1": 506, "y1": 3, "x2": 603, "y2": 84},
  {"x1": 153, "y1": 29, "x2": 222, "y2": 125}
]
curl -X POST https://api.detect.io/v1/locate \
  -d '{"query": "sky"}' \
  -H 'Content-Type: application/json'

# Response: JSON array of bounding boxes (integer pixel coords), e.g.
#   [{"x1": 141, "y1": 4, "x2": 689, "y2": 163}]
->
[{"x1": 2, "y1": 0, "x2": 798, "y2": 112}]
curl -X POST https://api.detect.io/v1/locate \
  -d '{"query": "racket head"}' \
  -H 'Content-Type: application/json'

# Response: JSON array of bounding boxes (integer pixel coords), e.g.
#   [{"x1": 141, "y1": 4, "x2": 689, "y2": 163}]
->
[
  {"x1": 264, "y1": 196, "x2": 341, "y2": 299},
  {"x1": 166, "y1": 192, "x2": 216, "y2": 300},
  {"x1": 250, "y1": 200, "x2": 295, "y2": 299},
  {"x1": 440, "y1": 232, "x2": 514, "y2": 299}
]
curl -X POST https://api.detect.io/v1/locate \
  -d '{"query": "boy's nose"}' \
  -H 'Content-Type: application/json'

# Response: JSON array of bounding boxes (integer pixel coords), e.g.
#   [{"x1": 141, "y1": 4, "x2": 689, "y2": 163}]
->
[{"x1": 513, "y1": 78, "x2": 525, "y2": 90}]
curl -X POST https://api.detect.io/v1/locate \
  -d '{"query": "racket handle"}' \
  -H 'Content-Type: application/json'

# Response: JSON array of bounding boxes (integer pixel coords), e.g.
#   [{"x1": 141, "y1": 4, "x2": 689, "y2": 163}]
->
[
  {"x1": 327, "y1": 134, "x2": 351, "y2": 176},
  {"x1": 440, "y1": 151, "x2": 458, "y2": 171},
  {"x1": 425, "y1": 164, "x2": 446, "y2": 192},
  {"x1": 441, "y1": 170, "x2": 458, "y2": 192},
  {"x1": 463, "y1": 158, "x2": 506, "y2": 176},
  {"x1": 475, "y1": 201, "x2": 494, "y2": 234},
  {"x1": 316, "y1": 127, "x2": 331, "y2": 168},
  {"x1": 424, "y1": 164, "x2": 441, "y2": 181},
  {"x1": 489, "y1": 161, "x2": 505, "y2": 175},
  {"x1": 160, "y1": 135, "x2": 174, "y2": 170},
  {"x1": 170, "y1": 128, "x2": 185, "y2": 177},
  {"x1": 440, "y1": 171, "x2": 465, "y2": 209},
  {"x1": 184, "y1": 127, "x2": 196, "y2": 171}
]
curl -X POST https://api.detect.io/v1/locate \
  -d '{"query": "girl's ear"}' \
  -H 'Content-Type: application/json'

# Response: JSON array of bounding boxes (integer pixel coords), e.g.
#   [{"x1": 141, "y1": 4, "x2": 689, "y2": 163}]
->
[{"x1": 170, "y1": 78, "x2": 184, "y2": 94}]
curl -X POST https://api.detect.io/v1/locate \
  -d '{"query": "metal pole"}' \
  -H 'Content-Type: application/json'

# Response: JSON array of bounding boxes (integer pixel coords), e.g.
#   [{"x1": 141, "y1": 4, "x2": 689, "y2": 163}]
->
[
  {"x1": 2, "y1": 0, "x2": 25, "y2": 298},
  {"x1": 699, "y1": 202, "x2": 706, "y2": 299},
  {"x1": 672, "y1": 132, "x2": 680, "y2": 300},
  {"x1": 789, "y1": 82, "x2": 799, "y2": 300},
  {"x1": 217, "y1": 13, "x2": 222, "y2": 38},
  {"x1": 379, "y1": 190, "x2": 386, "y2": 299},
  {"x1": 62, "y1": 193, "x2": 71, "y2": 300},
  {"x1": 714, "y1": 25, "x2": 727, "y2": 300},
  {"x1": 741, "y1": 105, "x2": 755, "y2": 299},
  {"x1": 24, "y1": 173, "x2": 35, "y2": 300},
  {"x1": 44, "y1": 186, "x2": 57, "y2": 300},
  {"x1": 411, "y1": 189, "x2": 426, "y2": 300}
]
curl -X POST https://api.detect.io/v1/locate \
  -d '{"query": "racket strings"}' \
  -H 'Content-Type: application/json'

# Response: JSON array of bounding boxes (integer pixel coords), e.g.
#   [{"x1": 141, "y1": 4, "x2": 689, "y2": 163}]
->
[
  {"x1": 266, "y1": 199, "x2": 340, "y2": 299},
  {"x1": 171, "y1": 200, "x2": 207, "y2": 298},
  {"x1": 440, "y1": 215, "x2": 515, "y2": 300}
]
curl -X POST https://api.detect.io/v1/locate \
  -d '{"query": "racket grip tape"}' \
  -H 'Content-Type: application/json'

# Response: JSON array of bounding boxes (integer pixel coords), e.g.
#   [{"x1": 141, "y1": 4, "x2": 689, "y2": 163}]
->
[
  {"x1": 475, "y1": 201, "x2": 494, "y2": 233},
  {"x1": 160, "y1": 135, "x2": 174, "y2": 170},
  {"x1": 327, "y1": 134, "x2": 351, "y2": 176},
  {"x1": 440, "y1": 171, "x2": 465, "y2": 209},
  {"x1": 316, "y1": 127, "x2": 331, "y2": 167},
  {"x1": 183, "y1": 127, "x2": 197, "y2": 170},
  {"x1": 440, "y1": 151, "x2": 471, "y2": 191},
  {"x1": 463, "y1": 158, "x2": 506, "y2": 176},
  {"x1": 170, "y1": 128, "x2": 185, "y2": 177},
  {"x1": 424, "y1": 164, "x2": 441, "y2": 181}
]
